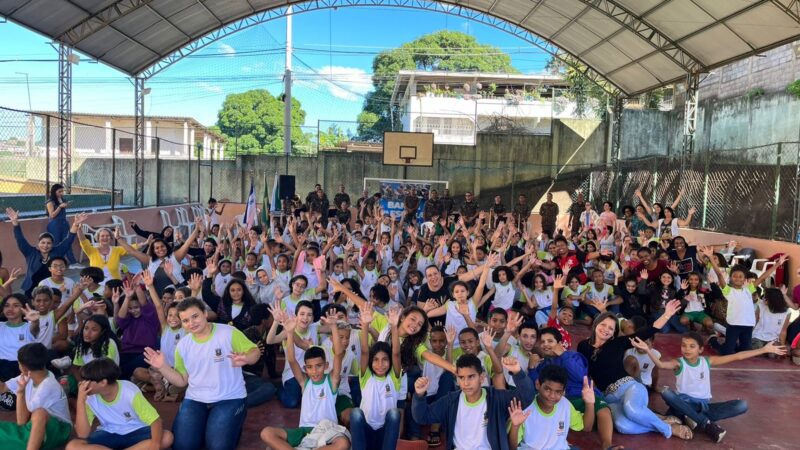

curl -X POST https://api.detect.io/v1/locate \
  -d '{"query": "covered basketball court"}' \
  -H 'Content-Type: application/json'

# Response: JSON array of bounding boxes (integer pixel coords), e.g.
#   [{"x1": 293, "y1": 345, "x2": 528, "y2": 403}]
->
[{"x1": 3, "y1": 1, "x2": 800, "y2": 448}]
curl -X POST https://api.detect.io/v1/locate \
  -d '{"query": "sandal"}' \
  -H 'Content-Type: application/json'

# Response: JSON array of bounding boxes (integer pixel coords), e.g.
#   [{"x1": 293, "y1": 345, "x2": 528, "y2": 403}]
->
[
  {"x1": 671, "y1": 423, "x2": 693, "y2": 440},
  {"x1": 661, "y1": 415, "x2": 682, "y2": 425},
  {"x1": 427, "y1": 431, "x2": 441, "y2": 447}
]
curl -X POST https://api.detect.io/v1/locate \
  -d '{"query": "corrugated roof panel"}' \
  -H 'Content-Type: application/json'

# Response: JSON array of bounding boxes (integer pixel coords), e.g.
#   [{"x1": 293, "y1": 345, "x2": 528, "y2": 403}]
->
[
  {"x1": 648, "y1": 0, "x2": 715, "y2": 39},
  {"x1": 492, "y1": 0, "x2": 535, "y2": 25},
  {"x1": 543, "y1": 0, "x2": 586, "y2": 19},
  {"x1": 577, "y1": 8, "x2": 620, "y2": 40},
  {"x1": 680, "y1": 24, "x2": 752, "y2": 63},
  {"x1": 637, "y1": 53, "x2": 686, "y2": 82},
  {"x1": 76, "y1": 27, "x2": 127, "y2": 57},
  {"x1": 151, "y1": 0, "x2": 197, "y2": 17},
  {"x1": 581, "y1": 42, "x2": 631, "y2": 73},
  {"x1": 103, "y1": 38, "x2": 159, "y2": 69},
  {"x1": 727, "y1": 3, "x2": 800, "y2": 48},
  {"x1": 523, "y1": 5, "x2": 572, "y2": 37},
  {"x1": 692, "y1": 0, "x2": 760, "y2": 20},
  {"x1": 168, "y1": 5, "x2": 218, "y2": 37},
  {"x1": 11, "y1": 0, "x2": 87, "y2": 37},
  {"x1": 552, "y1": 22, "x2": 604, "y2": 55},
  {"x1": 608, "y1": 29, "x2": 657, "y2": 62},
  {"x1": 613, "y1": 63, "x2": 660, "y2": 93},
  {"x1": 206, "y1": 0, "x2": 255, "y2": 23},
  {"x1": 114, "y1": 7, "x2": 162, "y2": 36},
  {"x1": 615, "y1": 0, "x2": 664, "y2": 16},
  {"x1": 135, "y1": 22, "x2": 190, "y2": 54},
  {"x1": 69, "y1": 0, "x2": 118, "y2": 14}
]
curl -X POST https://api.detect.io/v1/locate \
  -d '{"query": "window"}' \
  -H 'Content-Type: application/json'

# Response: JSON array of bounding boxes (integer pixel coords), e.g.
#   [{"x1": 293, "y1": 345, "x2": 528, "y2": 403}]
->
[{"x1": 119, "y1": 138, "x2": 133, "y2": 154}]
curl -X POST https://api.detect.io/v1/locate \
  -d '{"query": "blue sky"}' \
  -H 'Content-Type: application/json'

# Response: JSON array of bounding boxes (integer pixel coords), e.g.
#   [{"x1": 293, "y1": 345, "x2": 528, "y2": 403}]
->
[{"x1": 0, "y1": 7, "x2": 551, "y2": 129}]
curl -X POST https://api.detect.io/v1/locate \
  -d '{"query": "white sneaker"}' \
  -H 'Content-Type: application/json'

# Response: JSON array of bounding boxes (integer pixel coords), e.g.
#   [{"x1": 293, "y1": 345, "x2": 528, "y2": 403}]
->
[
  {"x1": 713, "y1": 323, "x2": 727, "y2": 335},
  {"x1": 51, "y1": 356, "x2": 72, "y2": 370}
]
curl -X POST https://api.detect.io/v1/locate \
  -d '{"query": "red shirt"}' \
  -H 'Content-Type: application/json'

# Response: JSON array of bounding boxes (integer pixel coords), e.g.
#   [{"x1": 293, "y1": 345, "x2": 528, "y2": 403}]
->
[
  {"x1": 547, "y1": 317, "x2": 572, "y2": 350},
  {"x1": 631, "y1": 259, "x2": 670, "y2": 283}
]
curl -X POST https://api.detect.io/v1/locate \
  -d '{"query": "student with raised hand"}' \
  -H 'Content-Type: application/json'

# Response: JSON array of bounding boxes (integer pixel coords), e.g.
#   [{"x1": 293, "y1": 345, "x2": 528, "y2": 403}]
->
[
  {"x1": 508, "y1": 365, "x2": 596, "y2": 450},
  {"x1": 702, "y1": 246, "x2": 788, "y2": 354},
  {"x1": 7, "y1": 207, "x2": 88, "y2": 296},
  {"x1": 266, "y1": 300, "x2": 320, "y2": 409},
  {"x1": 260, "y1": 308, "x2": 350, "y2": 450},
  {"x1": 68, "y1": 358, "x2": 173, "y2": 450},
  {"x1": 631, "y1": 332, "x2": 787, "y2": 443},
  {"x1": 0, "y1": 294, "x2": 42, "y2": 381},
  {"x1": 142, "y1": 298, "x2": 260, "y2": 450},
  {"x1": 349, "y1": 302, "x2": 402, "y2": 450},
  {"x1": 412, "y1": 354, "x2": 534, "y2": 450}
]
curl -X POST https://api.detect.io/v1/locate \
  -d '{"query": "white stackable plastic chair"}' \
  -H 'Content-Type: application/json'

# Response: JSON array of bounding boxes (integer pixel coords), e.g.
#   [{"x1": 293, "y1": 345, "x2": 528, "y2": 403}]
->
[
  {"x1": 173, "y1": 208, "x2": 193, "y2": 235},
  {"x1": 750, "y1": 259, "x2": 776, "y2": 286},
  {"x1": 159, "y1": 210, "x2": 175, "y2": 231},
  {"x1": 731, "y1": 255, "x2": 749, "y2": 267},
  {"x1": 110, "y1": 216, "x2": 138, "y2": 245}
]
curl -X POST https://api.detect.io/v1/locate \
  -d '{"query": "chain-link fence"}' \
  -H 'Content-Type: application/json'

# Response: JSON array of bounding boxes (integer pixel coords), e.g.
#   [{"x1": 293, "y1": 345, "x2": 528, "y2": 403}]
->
[{"x1": 579, "y1": 143, "x2": 800, "y2": 241}]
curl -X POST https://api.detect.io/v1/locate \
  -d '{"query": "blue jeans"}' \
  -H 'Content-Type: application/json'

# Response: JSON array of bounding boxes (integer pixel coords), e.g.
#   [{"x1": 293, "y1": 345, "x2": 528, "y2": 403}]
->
[
  {"x1": 535, "y1": 308, "x2": 551, "y2": 328},
  {"x1": 244, "y1": 374, "x2": 276, "y2": 408},
  {"x1": 119, "y1": 352, "x2": 148, "y2": 380},
  {"x1": 403, "y1": 366, "x2": 423, "y2": 439},
  {"x1": 710, "y1": 325, "x2": 753, "y2": 355},
  {"x1": 88, "y1": 427, "x2": 151, "y2": 449},
  {"x1": 349, "y1": 375, "x2": 362, "y2": 407},
  {"x1": 172, "y1": 397, "x2": 247, "y2": 450},
  {"x1": 350, "y1": 407, "x2": 401, "y2": 450},
  {"x1": 661, "y1": 389, "x2": 748, "y2": 426},
  {"x1": 650, "y1": 312, "x2": 687, "y2": 334},
  {"x1": 278, "y1": 377, "x2": 302, "y2": 408},
  {"x1": 605, "y1": 379, "x2": 672, "y2": 437}
]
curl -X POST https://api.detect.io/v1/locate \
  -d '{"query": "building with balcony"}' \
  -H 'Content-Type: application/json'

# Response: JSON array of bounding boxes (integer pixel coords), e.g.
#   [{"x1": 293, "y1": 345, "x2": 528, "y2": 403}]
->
[
  {"x1": 28, "y1": 112, "x2": 225, "y2": 160},
  {"x1": 391, "y1": 70, "x2": 588, "y2": 146}
]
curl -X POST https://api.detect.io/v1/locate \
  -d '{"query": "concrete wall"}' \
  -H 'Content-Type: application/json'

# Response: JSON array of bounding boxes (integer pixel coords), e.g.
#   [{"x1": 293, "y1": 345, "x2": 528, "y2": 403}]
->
[{"x1": 619, "y1": 92, "x2": 800, "y2": 159}]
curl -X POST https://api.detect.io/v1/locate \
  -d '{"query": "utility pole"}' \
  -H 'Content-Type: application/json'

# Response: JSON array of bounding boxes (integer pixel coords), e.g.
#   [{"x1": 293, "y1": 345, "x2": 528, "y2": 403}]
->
[{"x1": 283, "y1": 5, "x2": 293, "y2": 175}]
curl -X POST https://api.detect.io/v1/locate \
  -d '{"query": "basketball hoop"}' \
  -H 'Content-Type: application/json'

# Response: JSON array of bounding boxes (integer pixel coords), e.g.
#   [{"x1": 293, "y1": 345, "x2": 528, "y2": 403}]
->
[{"x1": 400, "y1": 145, "x2": 417, "y2": 165}]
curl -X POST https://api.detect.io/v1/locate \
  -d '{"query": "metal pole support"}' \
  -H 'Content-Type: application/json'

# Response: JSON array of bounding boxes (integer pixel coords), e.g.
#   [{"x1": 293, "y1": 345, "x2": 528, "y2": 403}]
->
[
  {"x1": 57, "y1": 44, "x2": 73, "y2": 193},
  {"x1": 134, "y1": 76, "x2": 145, "y2": 207},
  {"x1": 610, "y1": 96, "x2": 624, "y2": 205}
]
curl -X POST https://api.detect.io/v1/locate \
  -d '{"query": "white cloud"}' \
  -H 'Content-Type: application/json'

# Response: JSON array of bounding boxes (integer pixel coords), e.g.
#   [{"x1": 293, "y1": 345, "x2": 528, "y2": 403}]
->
[
  {"x1": 218, "y1": 43, "x2": 236, "y2": 57},
  {"x1": 295, "y1": 66, "x2": 372, "y2": 101},
  {"x1": 195, "y1": 82, "x2": 222, "y2": 93}
]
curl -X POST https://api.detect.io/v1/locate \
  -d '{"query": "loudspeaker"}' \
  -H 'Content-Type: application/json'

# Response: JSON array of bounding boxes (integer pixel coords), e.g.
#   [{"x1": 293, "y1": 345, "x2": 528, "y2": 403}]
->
[{"x1": 278, "y1": 175, "x2": 296, "y2": 200}]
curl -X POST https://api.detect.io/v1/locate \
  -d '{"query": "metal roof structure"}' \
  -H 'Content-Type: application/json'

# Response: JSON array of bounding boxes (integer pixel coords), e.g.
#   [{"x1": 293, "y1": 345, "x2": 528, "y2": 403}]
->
[{"x1": 2, "y1": 0, "x2": 800, "y2": 95}]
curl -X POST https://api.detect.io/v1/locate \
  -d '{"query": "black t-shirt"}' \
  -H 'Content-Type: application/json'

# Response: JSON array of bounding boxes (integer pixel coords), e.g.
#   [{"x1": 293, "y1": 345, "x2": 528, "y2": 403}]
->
[{"x1": 415, "y1": 276, "x2": 456, "y2": 307}]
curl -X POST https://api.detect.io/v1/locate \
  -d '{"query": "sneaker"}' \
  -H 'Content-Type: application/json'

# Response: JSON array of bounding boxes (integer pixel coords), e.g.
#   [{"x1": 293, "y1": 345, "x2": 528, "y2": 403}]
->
[
  {"x1": 684, "y1": 416, "x2": 698, "y2": 430},
  {"x1": 704, "y1": 422, "x2": 727, "y2": 443},
  {"x1": 51, "y1": 356, "x2": 72, "y2": 370},
  {"x1": 0, "y1": 392, "x2": 15, "y2": 410}
]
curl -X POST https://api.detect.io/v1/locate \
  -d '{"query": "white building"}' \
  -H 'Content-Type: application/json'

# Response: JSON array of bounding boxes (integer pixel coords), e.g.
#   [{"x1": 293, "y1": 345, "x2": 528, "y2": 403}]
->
[
  {"x1": 30, "y1": 112, "x2": 225, "y2": 160},
  {"x1": 391, "y1": 70, "x2": 589, "y2": 146}
]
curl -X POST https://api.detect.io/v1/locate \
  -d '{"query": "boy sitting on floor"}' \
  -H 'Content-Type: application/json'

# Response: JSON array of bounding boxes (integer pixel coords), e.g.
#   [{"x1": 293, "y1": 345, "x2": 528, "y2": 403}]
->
[{"x1": 0, "y1": 343, "x2": 72, "y2": 450}]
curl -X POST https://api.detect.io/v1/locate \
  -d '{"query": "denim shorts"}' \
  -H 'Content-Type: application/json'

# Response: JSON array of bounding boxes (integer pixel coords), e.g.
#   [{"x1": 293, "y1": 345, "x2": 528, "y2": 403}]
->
[{"x1": 88, "y1": 427, "x2": 151, "y2": 450}]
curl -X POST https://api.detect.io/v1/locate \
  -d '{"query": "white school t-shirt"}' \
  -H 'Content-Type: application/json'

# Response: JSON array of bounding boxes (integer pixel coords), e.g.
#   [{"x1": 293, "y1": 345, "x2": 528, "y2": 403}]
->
[
  {"x1": 281, "y1": 324, "x2": 320, "y2": 384},
  {"x1": 160, "y1": 326, "x2": 186, "y2": 367},
  {"x1": 74, "y1": 340, "x2": 119, "y2": 366},
  {"x1": 0, "y1": 322, "x2": 35, "y2": 360},
  {"x1": 85, "y1": 380, "x2": 159, "y2": 435},
  {"x1": 174, "y1": 323, "x2": 256, "y2": 403},
  {"x1": 25, "y1": 375, "x2": 72, "y2": 425},
  {"x1": 34, "y1": 311, "x2": 56, "y2": 349},
  {"x1": 503, "y1": 345, "x2": 530, "y2": 388},
  {"x1": 517, "y1": 396, "x2": 583, "y2": 450},
  {"x1": 453, "y1": 390, "x2": 492, "y2": 450},
  {"x1": 359, "y1": 369, "x2": 401, "y2": 430},
  {"x1": 322, "y1": 334, "x2": 357, "y2": 397},
  {"x1": 753, "y1": 300, "x2": 790, "y2": 342},
  {"x1": 624, "y1": 348, "x2": 661, "y2": 386},
  {"x1": 721, "y1": 283, "x2": 757, "y2": 327},
  {"x1": 445, "y1": 300, "x2": 477, "y2": 348},
  {"x1": 675, "y1": 357, "x2": 712, "y2": 400},
  {"x1": 422, "y1": 358, "x2": 445, "y2": 397},
  {"x1": 492, "y1": 282, "x2": 517, "y2": 310},
  {"x1": 39, "y1": 277, "x2": 75, "y2": 300},
  {"x1": 299, "y1": 375, "x2": 339, "y2": 427}
]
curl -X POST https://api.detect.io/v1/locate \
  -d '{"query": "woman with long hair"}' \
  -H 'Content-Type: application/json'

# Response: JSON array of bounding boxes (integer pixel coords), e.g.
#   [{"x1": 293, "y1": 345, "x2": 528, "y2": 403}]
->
[{"x1": 45, "y1": 184, "x2": 76, "y2": 263}]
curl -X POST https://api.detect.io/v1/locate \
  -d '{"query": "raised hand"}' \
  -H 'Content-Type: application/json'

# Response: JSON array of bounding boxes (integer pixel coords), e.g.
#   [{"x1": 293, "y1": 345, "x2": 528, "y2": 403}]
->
[
  {"x1": 281, "y1": 314, "x2": 297, "y2": 333},
  {"x1": 21, "y1": 305, "x2": 40, "y2": 322},
  {"x1": 423, "y1": 299, "x2": 438, "y2": 312},
  {"x1": 16, "y1": 373, "x2": 29, "y2": 394},
  {"x1": 501, "y1": 355, "x2": 521, "y2": 374},
  {"x1": 589, "y1": 299, "x2": 607, "y2": 313},
  {"x1": 445, "y1": 325, "x2": 457, "y2": 346},
  {"x1": 6, "y1": 268, "x2": 22, "y2": 283},
  {"x1": 163, "y1": 259, "x2": 175, "y2": 275},
  {"x1": 142, "y1": 270, "x2": 154, "y2": 288},
  {"x1": 77, "y1": 380, "x2": 91, "y2": 401},
  {"x1": 456, "y1": 301, "x2": 470, "y2": 317},
  {"x1": 668, "y1": 261, "x2": 679, "y2": 274},
  {"x1": 680, "y1": 279, "x2": 689, "y2": 291},
  {"x1": 629, "y1": 336, "x2": 649, "y2": 351},
  {"x1": 387, "y1": 305, "x2": 401, "y2": 327},
  {"x1": 480, "y1": 329, "x2": 496, "y2": 350},
  {"x1": 582, "y1": 376, "x2": 596, "y2": 404},
  {"x1": 664, "y1": 299, "x2": 682, "y2": 316},
  {"x1": 528, "y1": 353, "x2": 542, "y2": 368},
  {"x1": 414, "y1": 376, "x2": 430, "y2": 396},
  {"x1": 506, "y1": 311, "x2": 523, "y2": 334},
  {"x1": 122, "y1": 279, "x2": 135, "y2": 299},
  {"x1": 205, "y1": 260, "x2": 217, "y2": 276},
  {"x1": 113, "y1": 227, "x2": 122, "y2": 241},
  {"x1": 72, "y1": 212, "x2": 89, "y2": 225},
  {"x1": 359, "y1": 302, "x2": 374, "y2": 327},
  {"x1": 188, "y1": 273, "x2": 202, "y2": 292},
  {"x1": 111, "y1": 287, "x2": 122, "y2": 305},
  {"x1": 320, "y1": 308, "x2": 338, "y2": 328},
  {"x1": 552, "y1": 274, "x2": 565, "y2": 290},
  {"x1": 508, "y1": 397, "x2": 531, "y2": 427},
  {"x1": 639, "y1": 269, "x2": 648, "y2": 280},
  {"x1": 6, "y1": 207, "x2": 20, "y2": 225},
  {"x1": 688, "y1": 206, "x2": 697, "y2": 216},
  {"x1": 143, "y1": 347, "x2": 166, "y2": 369}
]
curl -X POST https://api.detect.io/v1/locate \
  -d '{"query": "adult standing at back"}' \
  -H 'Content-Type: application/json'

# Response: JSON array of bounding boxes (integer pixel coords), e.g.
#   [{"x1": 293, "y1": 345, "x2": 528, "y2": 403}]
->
[
  {"x1": 460, "y1": 192, "x2": 479, "y2": 226},
  {"x1": 568, "y1": 192, "x2": 585, "y2": 237},
  {"x1": 441, "y1": 189, "x2": 455, "y2": 218},
  {"x1": 539, "y1": 192, "x2": 559, "y2": 238},
  {"x1": 513, "y1": 194, "x2": 530, "y2": 227},
  {"x1": 423, "y1": 190, "x2": 443, "y2": 222},
  {"x1": 333, "y1": 184, "x2": 350, "y2": 212},
  {"x1": 45, "y1": 184, "x2": 76, "y2": 263}
]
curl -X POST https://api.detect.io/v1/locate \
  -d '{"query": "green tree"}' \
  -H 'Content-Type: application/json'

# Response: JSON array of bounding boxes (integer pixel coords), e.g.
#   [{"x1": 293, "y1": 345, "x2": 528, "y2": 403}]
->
[
  {"x1": 360, "y1": 30, "x2": 518, "y2": 139},
  {"x1": 319, "y1": 124, "x2": 349, "y2": 150},
  {"x1": 546, "y1": 57, "x2": 613, "y2": 119},
  {"x1": 217, "y1": 89, "x2": 310, "y2": 156}
]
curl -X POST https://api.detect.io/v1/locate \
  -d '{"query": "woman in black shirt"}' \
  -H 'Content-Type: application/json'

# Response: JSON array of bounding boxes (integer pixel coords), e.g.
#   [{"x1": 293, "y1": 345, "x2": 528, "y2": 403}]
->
[{"x1": 577, "y1": 300, "x2": 693, "y2": 440}]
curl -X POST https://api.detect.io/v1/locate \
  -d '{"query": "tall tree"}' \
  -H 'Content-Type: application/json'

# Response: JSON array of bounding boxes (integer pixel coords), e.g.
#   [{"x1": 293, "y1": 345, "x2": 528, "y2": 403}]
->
[
  {"x1": 217, "y1": 89, "x2": 311, "y2": 156},
  {"x1": 359, "y1": 30, "x2": 517, "y2": 139}
]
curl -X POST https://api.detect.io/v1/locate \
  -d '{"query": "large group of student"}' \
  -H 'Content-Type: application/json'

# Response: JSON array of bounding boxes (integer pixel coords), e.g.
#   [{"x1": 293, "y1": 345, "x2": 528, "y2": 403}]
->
[{"x1": 0, "y1": 181, "x2": 797, "y2": 450}]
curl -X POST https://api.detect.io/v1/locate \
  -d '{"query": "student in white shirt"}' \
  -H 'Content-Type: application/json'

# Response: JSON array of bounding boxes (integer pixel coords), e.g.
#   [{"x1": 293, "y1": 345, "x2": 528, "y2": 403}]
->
[
  {"x1": 143, "y1": 298, "x2": 260, "y2": 450},
  {"x1": 69, "y1": 358, "x2": 173, "y2": 450},
  {"x1": 0, "y1": 343, "x2": 71, "y2": 449},
  {"x1": 508, "y1": 364, "x2": 596, "y2": 450},
  {"x1": 260, "y1": 308, "x2": 349, "y2": 450},
  {"x1": 0, "y1": 294, "x2": 41, "y2": 381},
  {"x1": 633, "y1": 332, "x2": 786, "y2": 443},
  {"x1": 266, "y1": 300, "x2": 320, "y2": 409},
  {"x1": 350, "y1": 303, "x2": 403, "y2": 450},
  {"x1": 624, "y1": 337, "x2": 660, "y2": 390},
  {"x1": 37, "y1": 256, "x2": 74, "y2": 300}
]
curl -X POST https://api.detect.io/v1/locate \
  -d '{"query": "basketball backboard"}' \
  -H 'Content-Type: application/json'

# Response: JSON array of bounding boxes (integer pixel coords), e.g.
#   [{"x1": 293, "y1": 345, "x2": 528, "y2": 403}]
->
[{"x1": 383, "y1": 131, "x2": 434, "y2": 167}]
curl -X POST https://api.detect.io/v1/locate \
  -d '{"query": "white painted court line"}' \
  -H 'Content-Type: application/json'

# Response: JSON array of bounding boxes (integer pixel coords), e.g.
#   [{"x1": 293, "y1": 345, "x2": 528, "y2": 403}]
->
[{"x1": 711, "y1": 367, "x2": 800, "y2": 372}]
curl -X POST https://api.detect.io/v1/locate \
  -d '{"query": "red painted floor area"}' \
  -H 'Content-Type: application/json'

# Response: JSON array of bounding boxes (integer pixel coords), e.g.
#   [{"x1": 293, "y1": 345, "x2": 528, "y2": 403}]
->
[{"x1": 3, "y1": 329, "x2": 800, "y2": 449}]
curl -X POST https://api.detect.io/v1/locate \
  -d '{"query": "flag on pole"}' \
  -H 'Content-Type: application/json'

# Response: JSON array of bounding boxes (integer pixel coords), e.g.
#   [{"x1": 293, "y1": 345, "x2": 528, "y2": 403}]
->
[
  {"x1": 244, "y1": 177, "x2": 257, "y2": 229},
  {"x1": 260, "y1": 171, "x2": 269, "y2": 227},
  {"x1": 270, "y1": 172, "x2": 281, "y2": 213}
]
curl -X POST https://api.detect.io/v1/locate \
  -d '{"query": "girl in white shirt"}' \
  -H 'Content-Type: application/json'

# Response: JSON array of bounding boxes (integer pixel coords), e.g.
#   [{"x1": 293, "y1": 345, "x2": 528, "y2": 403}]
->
[
  {"x1": 753, "y1": 288, "x2": 795, "y2": 353},
  {"x1": 350, "y1": 303, "x2": 403, "y2": 450}
]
